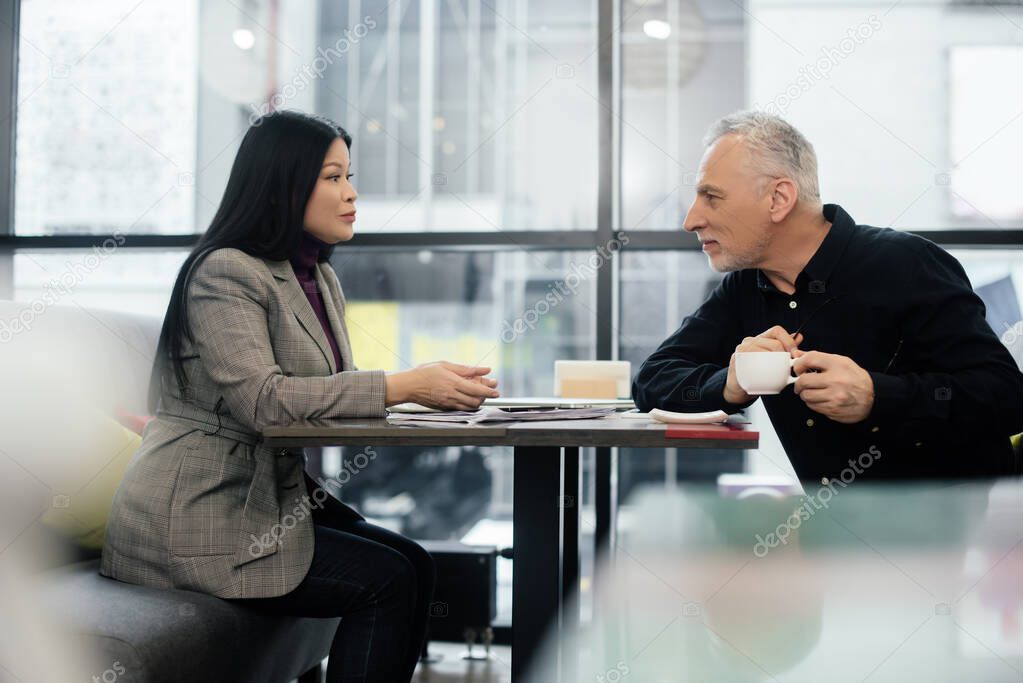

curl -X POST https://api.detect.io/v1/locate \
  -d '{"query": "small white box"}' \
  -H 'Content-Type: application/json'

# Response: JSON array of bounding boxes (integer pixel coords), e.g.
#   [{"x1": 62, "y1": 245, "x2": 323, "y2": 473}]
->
[{"x1": 554, "y1": 360, "x2": 631, "y2": 399}]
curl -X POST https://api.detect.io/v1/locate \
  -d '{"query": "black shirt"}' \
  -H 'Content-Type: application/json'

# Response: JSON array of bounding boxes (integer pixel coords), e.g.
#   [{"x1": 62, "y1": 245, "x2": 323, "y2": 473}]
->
[{"x1": 633, "y1": 204, "x2": 1023, "y2": 480}]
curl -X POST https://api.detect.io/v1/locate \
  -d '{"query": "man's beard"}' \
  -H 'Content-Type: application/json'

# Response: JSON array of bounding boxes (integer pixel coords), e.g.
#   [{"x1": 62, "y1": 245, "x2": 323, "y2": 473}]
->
[{"x1": 708, "y1": 231, "x2": 771, "y2": 273}]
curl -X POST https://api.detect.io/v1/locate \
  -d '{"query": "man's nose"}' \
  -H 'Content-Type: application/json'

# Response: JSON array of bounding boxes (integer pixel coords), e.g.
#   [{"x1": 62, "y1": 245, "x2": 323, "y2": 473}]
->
[{"x1": 682, "y1": 201, "x2": 703, "y2": 233}]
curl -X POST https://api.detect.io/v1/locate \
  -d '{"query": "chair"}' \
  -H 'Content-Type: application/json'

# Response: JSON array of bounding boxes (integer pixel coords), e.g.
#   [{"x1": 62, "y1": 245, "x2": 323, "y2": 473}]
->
[{"x1": 0, "y1": 300, "x2": 337, "y2": 683}]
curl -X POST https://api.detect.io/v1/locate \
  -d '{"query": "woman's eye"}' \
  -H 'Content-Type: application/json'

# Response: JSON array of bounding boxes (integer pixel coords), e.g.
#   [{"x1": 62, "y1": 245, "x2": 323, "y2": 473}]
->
[
  {"x1": 346, "y1": 173, "x2": 355, "y2": 180},
  {"x1": 327, "y1": 175, "x2": 341, "y2": 182}
]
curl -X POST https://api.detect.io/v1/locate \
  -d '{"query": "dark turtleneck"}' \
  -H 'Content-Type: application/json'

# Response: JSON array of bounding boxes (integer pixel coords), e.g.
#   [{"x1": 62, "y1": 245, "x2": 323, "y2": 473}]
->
[{"x1": 288, "y1": 231, "x2": 343, "y2": 372}]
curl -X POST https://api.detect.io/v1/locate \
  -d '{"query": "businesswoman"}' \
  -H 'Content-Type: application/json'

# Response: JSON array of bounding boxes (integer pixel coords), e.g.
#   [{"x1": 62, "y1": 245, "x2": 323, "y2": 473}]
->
[{"x1": 100, "y1": 110, "x2": 499, "y2": 683}]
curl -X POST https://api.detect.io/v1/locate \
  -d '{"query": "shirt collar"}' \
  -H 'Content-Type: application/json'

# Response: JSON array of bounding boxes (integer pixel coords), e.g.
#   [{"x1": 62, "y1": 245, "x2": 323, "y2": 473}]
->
[{"x1": 756, "y1": 203, "x2": 856, "y2": 293}]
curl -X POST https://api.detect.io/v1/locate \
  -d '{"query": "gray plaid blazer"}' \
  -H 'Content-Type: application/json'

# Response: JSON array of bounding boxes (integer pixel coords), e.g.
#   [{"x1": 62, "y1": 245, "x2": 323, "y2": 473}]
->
[{"x1": 100, "y1": 247, "x2": 387, "y2": 598}]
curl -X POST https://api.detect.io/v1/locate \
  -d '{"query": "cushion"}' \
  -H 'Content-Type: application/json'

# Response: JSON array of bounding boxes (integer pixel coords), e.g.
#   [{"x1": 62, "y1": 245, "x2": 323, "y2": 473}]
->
[
  {"x1": 41, "y1": 417, "x2": 141, "y2": 550},
  {"x1": 115, "y1": 407, "x2": 155, "y2": 436}
]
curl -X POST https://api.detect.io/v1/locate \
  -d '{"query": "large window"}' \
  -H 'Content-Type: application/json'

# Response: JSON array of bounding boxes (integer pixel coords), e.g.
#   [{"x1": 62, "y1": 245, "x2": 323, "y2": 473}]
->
[
  {"x1": 14, "y1": 0, "x2": 598, "y2": 236},
  {"x1": 621, "y1": 0, "x2": 1023, "y2": 231},
  {"x1": 13, "y1": 249, "x2": 188, "y2": 316},
  {"x1": 949, "y1": 46, "x2": 1023, "y2": 225},
  {"x1": 335, "y1": 249, "x2": 598, "y2": 392},
  {"x1": 317, "y1": 0, "x2": 599, "y2": 232},
  {"x1": 15, "y1": 0, "x2": 198, "y2": 235}
]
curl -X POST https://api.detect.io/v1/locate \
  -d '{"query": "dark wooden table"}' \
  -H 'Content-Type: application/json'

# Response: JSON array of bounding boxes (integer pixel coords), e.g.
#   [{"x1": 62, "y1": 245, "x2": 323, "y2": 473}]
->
[{"x1": 263, "y1": 414, "x2": 758, "y2": 682}]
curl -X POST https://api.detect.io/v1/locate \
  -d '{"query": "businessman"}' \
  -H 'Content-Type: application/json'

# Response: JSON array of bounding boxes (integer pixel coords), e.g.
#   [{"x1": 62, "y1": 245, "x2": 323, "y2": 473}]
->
[{"x1": 633, "y1": 111, "x2": 1023, "y2": 480}]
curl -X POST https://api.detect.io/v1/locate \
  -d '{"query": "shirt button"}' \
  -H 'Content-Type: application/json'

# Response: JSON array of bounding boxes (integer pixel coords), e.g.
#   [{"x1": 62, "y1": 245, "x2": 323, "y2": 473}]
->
[
  {"x1": 806, "y1": 418, "x2": 815, "y2": 427},
  {"x1": 871, "y1": 426, "x2": 880, "y2": 433},
  {"x1": 789, "y1": 300, "x2": 798, "y2": 309},
  {"x1": 821, "y1": 477, "x2": 830, "y2": 485}
]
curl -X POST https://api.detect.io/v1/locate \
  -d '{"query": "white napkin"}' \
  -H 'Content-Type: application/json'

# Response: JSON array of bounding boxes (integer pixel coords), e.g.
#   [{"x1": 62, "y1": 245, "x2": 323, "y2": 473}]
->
[{"x1": 648, "y1": 408, "x2": 729, "y2": 424}]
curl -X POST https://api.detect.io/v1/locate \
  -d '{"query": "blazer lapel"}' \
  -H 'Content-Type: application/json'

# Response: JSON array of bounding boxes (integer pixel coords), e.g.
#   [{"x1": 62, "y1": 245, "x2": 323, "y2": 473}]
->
[
  {"x1": 317, "y1": 262, "x2": 355, "y2": 373},
  {"x1": 267, "y1": 258, "x2": 337, "y2": 374}
]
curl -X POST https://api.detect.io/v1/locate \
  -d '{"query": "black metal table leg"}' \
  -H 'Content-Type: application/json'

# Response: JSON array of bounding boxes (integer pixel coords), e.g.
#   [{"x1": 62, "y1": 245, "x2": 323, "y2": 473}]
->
[
  {"x1": 512, "y1": 445, "x2": 562, "y2": 682},
  {"x1": 560, "y1": 446, "x2": 581, "y2": 683},
  {"x1": 561, "y1": 447, "x2": 580, "y2": 610},
  {"x1": 594, "y1": 446, "x2": 613, "y2": 552}
]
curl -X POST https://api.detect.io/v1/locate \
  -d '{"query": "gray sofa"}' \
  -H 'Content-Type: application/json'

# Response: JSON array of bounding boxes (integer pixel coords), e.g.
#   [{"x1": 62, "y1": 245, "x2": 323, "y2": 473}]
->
[{"x1": 0, "y1": 300, "x2": 337, "y2": 683}]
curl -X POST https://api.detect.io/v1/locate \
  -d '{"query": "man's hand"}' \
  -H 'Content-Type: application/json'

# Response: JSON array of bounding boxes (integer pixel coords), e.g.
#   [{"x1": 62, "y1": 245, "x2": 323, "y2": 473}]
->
[
  {"x1": 723, "y1": 326, "x2": 803, "y2": 405},
  {"x1": 792, "y1": 350, "x2": 874, "y2": 424}
]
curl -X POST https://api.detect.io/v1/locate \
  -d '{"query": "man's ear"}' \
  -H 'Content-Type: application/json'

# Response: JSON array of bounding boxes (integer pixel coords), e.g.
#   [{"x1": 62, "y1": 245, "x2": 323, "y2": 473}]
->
[{"x1": 768, "y1": 177, "x2": 798, "y2": 223}]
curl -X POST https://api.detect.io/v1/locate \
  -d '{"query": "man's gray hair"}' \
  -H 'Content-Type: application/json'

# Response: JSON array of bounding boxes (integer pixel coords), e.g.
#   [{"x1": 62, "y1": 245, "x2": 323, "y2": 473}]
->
[{"x1": 704, "y1": 111, "x2": 821, "y2": 207}]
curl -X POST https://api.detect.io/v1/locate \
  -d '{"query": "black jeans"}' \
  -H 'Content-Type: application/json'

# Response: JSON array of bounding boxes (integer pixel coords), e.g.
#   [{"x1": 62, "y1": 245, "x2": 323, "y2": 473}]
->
[{"x1": 226, "y1": 495, "x2": 435, "y2": 682}]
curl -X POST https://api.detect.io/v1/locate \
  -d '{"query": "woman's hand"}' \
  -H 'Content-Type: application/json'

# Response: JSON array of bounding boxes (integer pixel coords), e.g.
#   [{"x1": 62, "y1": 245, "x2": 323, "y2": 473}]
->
[{"x1": 386, "y1": 361, "x2": 500, "y2": 410}]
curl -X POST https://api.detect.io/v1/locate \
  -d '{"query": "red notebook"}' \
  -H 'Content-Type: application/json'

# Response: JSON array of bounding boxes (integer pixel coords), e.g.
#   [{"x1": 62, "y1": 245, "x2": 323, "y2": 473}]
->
[{"x1": 664, "y1": 422, "x2": 759, "y2": 441}]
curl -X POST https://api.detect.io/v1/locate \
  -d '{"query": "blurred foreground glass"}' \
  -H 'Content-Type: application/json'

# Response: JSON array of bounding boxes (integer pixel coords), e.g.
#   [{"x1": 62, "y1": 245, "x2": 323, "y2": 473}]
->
[{"x1": 527, "y1": 480, "x2": 1023, "y2": 682}]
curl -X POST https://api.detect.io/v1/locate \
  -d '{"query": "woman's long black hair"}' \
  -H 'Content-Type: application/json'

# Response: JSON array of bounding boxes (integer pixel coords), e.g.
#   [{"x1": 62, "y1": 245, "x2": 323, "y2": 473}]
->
[{"x1": 148, "y1": 110, "x2": 352, "y2": 413}]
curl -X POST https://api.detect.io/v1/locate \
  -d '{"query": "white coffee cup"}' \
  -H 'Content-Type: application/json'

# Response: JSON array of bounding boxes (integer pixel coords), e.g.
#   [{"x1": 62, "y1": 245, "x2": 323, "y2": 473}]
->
[{"x1": 735, "y1": 351, "x2": 797, "y2": 395}]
